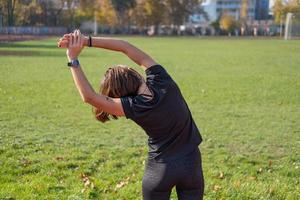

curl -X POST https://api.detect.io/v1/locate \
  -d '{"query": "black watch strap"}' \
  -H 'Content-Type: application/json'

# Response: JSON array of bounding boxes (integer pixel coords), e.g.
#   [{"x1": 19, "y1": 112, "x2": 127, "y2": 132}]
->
[{"x1": 88, "y1": 35, "x2": 92, "y2": 47}]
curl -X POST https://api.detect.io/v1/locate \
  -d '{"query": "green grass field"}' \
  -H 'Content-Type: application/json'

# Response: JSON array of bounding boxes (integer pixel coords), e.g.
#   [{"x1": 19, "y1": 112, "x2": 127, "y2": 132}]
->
[{"x1": 0, "y1": 37, "x2": 299, "y2": 200}]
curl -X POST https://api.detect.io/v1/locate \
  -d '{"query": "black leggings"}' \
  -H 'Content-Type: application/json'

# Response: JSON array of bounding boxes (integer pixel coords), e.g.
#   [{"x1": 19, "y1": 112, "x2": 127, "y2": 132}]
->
[{"x1": 142, "y1": 148, "x2": 204, "y2": 200}]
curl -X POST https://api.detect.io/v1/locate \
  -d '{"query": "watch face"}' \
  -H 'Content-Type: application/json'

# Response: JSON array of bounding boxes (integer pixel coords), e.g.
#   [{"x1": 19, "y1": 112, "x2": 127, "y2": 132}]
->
[
  {"x1": 72, "y1": 60, "x2": 78, "y2": 66},
  {"x1": 67, "y1": 60, "x2": 79, "y2": 67}
]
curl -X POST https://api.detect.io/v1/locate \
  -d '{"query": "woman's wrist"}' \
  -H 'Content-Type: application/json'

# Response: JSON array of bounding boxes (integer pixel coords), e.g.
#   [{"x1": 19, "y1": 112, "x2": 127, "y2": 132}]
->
[
  {"x1": 83, "y1": 36, "x2": 89, "y2": 47},
  {"x1": 67, "y1": 54, "x2": 78, "y2": 62},
  {"x1": 68, "y1": 58, "x2": 77, "y2": 62}
]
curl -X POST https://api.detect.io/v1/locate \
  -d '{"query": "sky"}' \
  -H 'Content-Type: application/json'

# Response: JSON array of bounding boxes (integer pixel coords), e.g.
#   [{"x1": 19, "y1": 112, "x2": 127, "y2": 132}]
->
[{"x1": 270, "y1": 0, "x2": 275, "y2": 9}]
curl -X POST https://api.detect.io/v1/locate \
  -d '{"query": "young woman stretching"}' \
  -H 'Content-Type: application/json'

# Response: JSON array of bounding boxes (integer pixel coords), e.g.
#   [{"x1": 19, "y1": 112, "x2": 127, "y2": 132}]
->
[{"x1": 58, "y1": 30, "x2": 204, "y2": 200}]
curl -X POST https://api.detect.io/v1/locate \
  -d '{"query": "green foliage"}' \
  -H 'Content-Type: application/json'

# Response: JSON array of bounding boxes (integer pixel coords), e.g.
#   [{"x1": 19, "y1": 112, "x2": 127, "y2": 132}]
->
[
  {"x1": 273, "y1": 0, "x2": 300, "y2": 24},
  {"x1": 240, "y1": 0, "x2": 248, "y2": 20},
  {"x1": 97, "y1": 0, "x2": 118, "y2": 27},
  {"x1": 164, "y1": 0, "x2": 200, "y2": 26},
  {"x1": 111, "y1": 0, "x2": 136, "y2": 12},
  {"x1": 0, "y1": 0, "x2": 17, "y2": 26},
  {"x1": 0, "y1": 0, "x2": 202, "y2": 32},
  {"x1": 111, "y1": 0, "x2": 136, "y2": 29},
  {"x1": 273, "y1": 0, "x2": 286, "y2": 24},
  {"x1": 131, "y1": 0, "x2": 167, "y2": 33},
  {"x1": 220, "y1": 13, "x2": 237, "y2": 34},
  {"x1": 284, "y1": 0, "x2": 300, "y2": 13},
  {"x1": 14, "y1": 0, "x2": 43, "y2": 26},
  {"x1": 75, "y1": 0, "x2": 98, "y2": 19},
  {"x1": 131, "y1": 0, "x2": 201, "y2": 32},
  {"x1": 0, "y1": 38, "x2": 300, "y2": 199},
  {"x1": 239, "y1": 0, "x2": 248, "y2": 30}
]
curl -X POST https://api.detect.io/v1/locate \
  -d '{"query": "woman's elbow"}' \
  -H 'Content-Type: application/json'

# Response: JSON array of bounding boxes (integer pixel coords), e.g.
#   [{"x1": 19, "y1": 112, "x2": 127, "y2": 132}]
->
[
  {"x1": 80, "y1": 91, "x2": 96, "y2": 104},
  {"x1": 120, "y1": 41, "x2": 131, "y2": 54},
  {"x1": 82, "y1": 95, "x2": 93, "y2": 104}
]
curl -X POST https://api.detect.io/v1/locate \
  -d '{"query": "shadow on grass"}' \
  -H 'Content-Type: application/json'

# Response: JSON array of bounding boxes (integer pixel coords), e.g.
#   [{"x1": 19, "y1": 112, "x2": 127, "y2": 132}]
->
[
  {"x1": 0, "y1": 49, "x2": 95, "y2": 57},
  {"x1": 0, "y1": 43, "x2": 58, "y2": 49},
  {"x1": 0, "y1": 50, "x2": 64, "y2": 57},
  {"x1": 48, "y1": 186, "x2": 66, "y2": 192},
  {"x1": 0, "y1": 50, "x2": 38, "y2": 56}
]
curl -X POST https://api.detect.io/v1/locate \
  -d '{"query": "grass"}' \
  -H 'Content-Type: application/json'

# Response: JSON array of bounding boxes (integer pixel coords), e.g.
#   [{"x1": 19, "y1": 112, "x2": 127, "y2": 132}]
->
[{"x1": 0, "y1": 37, "x2": 299, "y2": 200}]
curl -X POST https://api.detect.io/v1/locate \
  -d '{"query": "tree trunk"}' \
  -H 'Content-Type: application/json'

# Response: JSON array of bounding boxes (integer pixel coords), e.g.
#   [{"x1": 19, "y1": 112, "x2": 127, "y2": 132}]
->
[
  {"x1": 7, "y1": 0, "x2": 15, "y2": 26},
  {"x1": 154, "y1": 23, "x2": 159, "y2": 35}
]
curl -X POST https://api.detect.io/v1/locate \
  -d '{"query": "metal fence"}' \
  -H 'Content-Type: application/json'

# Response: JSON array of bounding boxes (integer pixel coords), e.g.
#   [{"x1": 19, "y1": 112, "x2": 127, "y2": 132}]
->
[{"x1": 0, "y1": 26, "x2": 67, "y2": 35}]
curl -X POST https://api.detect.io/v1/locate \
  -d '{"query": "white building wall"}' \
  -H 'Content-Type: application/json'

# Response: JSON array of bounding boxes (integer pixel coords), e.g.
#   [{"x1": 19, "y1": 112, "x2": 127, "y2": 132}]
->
[
  {"x1": 201, "y1": 0, "x2": 256, "y2": 22},
  {"x1": 202, "y1": 0, "x2": 218, "y2": 21}
]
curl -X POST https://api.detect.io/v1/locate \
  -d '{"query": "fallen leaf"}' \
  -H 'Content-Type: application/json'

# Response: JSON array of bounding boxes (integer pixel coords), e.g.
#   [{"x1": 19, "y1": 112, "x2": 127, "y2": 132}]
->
[
  {"x1": 115, "y1": 181, "x2": 128, "y2": 189},
  {"x1": 218, "y1": 172, "x2": 224, "y2": 179},
  {"x1": 115, "y1": 175, "x2": 133, "y2": 190},
  {"x1": 257, "y1": 167, "x2": 263, "y2": 174},
  {"x1": 55, "y1": 156, "x2": 64, "y2": 161},
  {"x1": 233, "y1": 180, "x2": 241, "y2": 188},
  {"x1": 248, "y1": 176, "x2": 257, "y2": 181},
  {"x1": 80, "y1": 173, "x2": 94, "y2": 191},
  {"x1": 268, "y1": 160, "x2": 272, "y2": 167},
  {"x1": 20, "y1": 158, "x2": 31, "y2": 166},
  {"x1": 84, "y1": 179, "x2": 90, "y2": 187},
  {"x1": 213, "y1": 185, "x2": 221, "y2": 192},
  {"x1": 268, "y1": 187, "x2": 275, "y2": 195}
]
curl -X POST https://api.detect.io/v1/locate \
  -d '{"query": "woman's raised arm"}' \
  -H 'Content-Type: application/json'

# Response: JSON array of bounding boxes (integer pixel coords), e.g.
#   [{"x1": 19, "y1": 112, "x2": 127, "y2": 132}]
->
[
  {"x1": 69, "y1": 66, "x2": 124, "y2": 117},
  {"x1": 64, "y1": 30, "x2": 124, "y2": 117},
  {"x1": 86, "y1": 37, "x2": 157, "y2": 70},
  {"x1": 58, "y1": 34, "x2": 157, "y2": 70}
]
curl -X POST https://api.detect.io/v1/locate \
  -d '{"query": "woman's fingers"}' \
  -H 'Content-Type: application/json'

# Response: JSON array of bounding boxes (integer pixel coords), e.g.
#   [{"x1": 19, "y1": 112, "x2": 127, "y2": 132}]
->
[
  {"x1": 63, "y1": 33, "x2": 71, "y2": 38},
  {"x1": 58, "y1": 31, "x2": 82, "y2": 48},
  {"x1": 57, "y1": 37, "x2": 69, "y2": 48},
  {"x1": 77, "y1": 30, "x2": 81, "y2": 47},
  {"x1": 74, "y1": 30, "x2": 78, "y2": 45},
  {"x1": 80, "y1": 34, "x2": 84, "y2": 47},
  {"x1": 58, "y1": 37, "x2": 68, "y2": 43},
  {"x1": 58, "y1": 40, "x2": 69, "y2": 48},
  {"x1": 64, "y1": 30, "x2": 84, "y2": 59},
  {"x1": 61, "y1": 34, "x2": 71, "y2": 41},
  {"x1": 73, "y1": 30, "x2": 76, "y2": 44},
  {"x1": 57, "y1": 38, "x2": 64, "y2": 43},
  {"x1": 63, "y1": 30, "x2": 83, "y2": 48},
  {"x1": 74, "y1": 30, "x2": 79, "y2": 45},
  {"x1": 70, "y1": 33, "x2": 74, "y2": 47},
  {"x1": 77, "y1": 30, "x2": 81, "y2": 46}
]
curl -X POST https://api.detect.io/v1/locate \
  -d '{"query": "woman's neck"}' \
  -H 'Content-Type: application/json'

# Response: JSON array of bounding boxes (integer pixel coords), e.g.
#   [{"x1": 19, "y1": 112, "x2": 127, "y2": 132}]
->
[{"x1": 138, "y1": 82, "x2": 151, "y2": 96}]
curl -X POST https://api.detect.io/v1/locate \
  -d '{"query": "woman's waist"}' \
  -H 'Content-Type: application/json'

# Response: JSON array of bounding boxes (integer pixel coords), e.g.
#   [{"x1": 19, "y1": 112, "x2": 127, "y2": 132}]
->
[{"x1": 147, "y1": 147, "x2": 200, "y2": 164}]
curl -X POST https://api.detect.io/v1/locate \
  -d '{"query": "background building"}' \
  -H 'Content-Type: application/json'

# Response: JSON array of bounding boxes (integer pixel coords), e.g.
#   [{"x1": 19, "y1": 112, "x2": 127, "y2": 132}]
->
[
  {"x1": 255, "y1": 0, "x2": 270, "y2": 20},
  {"x1": 200, "y1": 0, "x2": 270, "y2": 22}
]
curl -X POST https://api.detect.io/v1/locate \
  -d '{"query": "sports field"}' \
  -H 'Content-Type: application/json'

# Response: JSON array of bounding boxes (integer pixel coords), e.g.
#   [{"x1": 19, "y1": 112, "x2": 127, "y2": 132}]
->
[{"x1": 0, "y1": 37, "x2": 299, "y2": 200}]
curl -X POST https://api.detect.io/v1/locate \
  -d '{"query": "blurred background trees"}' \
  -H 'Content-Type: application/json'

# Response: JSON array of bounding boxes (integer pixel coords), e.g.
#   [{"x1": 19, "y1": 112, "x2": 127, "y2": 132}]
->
[
  {"x1": 0, "y1": 0, "x2": 299, "y2": 35},
  {"x1": 0, "y1": 0, "x2": 201, "y2": 32},
  {"x1": 220, "y1": 13, "x2": 236, "y2": 36},
  {"x1": 273, "y1": 0, "x2": 300, "y2": 24}
]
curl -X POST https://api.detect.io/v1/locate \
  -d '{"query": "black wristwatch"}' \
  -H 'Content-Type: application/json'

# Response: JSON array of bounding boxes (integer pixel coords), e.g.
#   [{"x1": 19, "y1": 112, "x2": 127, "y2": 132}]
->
[{"x1": 67, "y1": 59, "x2": 80, "y2": 68}]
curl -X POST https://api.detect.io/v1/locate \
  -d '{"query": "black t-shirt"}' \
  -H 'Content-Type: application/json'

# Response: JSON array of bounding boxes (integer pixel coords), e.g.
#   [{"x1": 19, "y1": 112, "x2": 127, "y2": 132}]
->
[{"x1": 121, "y1": 65, "x2": 202, "y2": 162}]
